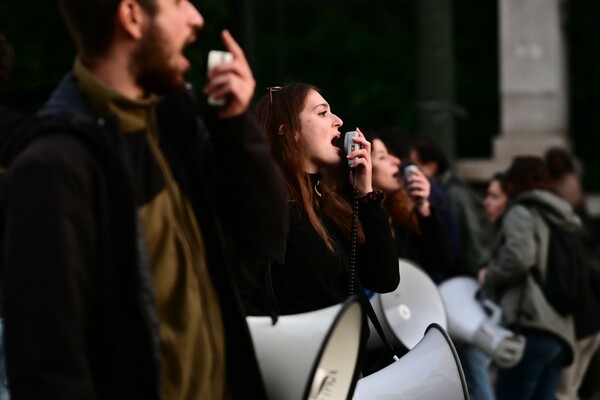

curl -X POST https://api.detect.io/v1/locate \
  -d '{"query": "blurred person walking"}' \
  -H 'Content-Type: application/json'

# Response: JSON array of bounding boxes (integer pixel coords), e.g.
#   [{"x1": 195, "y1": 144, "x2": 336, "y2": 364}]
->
[
  {"x1": 545, "y1": 148, "x2": 600, "y2": 400},
  {"x1": 480, "y1": 156, "x2": 578, "y2": 400},
  {"x1": 484, "y1": 172, "x2": 509, "y2": 228}
]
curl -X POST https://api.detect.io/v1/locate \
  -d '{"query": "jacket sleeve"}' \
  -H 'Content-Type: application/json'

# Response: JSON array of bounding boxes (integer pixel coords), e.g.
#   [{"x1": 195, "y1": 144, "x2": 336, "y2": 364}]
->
[
  {"x1": 205, "y1": 111, "x2": 288, "y2": 264},
  {"x1": 2, "y1": 137, "x2": 99, "y2": 400},
  {"x1": 357, "y1": 200, "x2": 400, "y2": 293},
  {"x1": 485, "y1": 205, "x2": 537, "y2": 289}
]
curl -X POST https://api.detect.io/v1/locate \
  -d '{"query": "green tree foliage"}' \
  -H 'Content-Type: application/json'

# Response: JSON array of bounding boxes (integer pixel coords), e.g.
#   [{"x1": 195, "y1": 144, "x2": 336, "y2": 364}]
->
[
  {"x1": 254, "y1": 0, "x2": 418, "y2": 139},
  {"x1": 0, "y1": 0, "x2": 73, "y2": 89},
  {"x1": 3, "y1": 1, "x2": 597, "y2": 188}
]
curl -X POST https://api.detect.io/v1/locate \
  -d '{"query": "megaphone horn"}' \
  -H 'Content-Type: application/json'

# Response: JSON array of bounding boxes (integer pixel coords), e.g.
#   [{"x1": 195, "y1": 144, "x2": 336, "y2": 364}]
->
[
  {"x1": 353, "y1": 323, "x2": 470, "y2": 400},
  {"x1": 247, "y1": 296, "x2": 365, "y2": 400},
  {"x1": 368, "y1": 258, "x2": 447, "y2": 351},
  {"x1": 438, "y1": 277, "x2": 526, "y2": 368}
]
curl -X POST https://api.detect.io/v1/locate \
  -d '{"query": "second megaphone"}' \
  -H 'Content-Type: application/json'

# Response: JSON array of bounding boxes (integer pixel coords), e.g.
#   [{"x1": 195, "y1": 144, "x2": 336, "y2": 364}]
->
[
  {"x1": 368, "y1": 258, "x2": 447, "y2": 351},
  {"x1": 438, "y1": 276, "x2": 526, "y2": 368},
  {"x1": 353, "y1": 323, "x2": 470, "y2": 400}
]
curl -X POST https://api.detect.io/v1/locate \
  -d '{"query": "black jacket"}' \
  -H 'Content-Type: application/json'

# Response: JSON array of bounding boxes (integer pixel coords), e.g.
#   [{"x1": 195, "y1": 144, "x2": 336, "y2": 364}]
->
[
  {"x1": 265, "y1": 176, "x2": 399, "y2": 315},
  {"x1": 1, "y1": 75, "x2": 287, "y2": 399},
  {"x1": 393, "y1": 207, "x2": 456, "y2": 284}
]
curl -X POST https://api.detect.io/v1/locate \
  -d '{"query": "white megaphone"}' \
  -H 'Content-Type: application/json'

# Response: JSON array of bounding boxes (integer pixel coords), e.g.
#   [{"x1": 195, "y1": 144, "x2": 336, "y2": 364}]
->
[
  {"x1": 368, "y1": 258, "x2": 447, "y2": 351},
  {"x1": 247, "y1": 296, "x2": 365, "y2": 400},
  {"x1": 438, "y1": 276, "x2": 526, "y2": 368},
  {"x1": 353, "y1": 323, "x2": 470, "y2": 400}
]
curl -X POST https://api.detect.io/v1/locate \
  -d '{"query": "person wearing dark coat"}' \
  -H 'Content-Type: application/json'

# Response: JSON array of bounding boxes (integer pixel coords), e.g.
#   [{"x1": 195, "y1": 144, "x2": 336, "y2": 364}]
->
[{"x1": 0, "y1": 2, "x2": 287, "y2": 399}]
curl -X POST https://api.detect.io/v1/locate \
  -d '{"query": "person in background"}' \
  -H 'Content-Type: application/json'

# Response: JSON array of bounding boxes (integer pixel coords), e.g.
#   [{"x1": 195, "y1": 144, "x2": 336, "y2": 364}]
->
[
  {"x1": 468, "y1": 172, "x2": 508, "y2": 399},
  {"x1": 545, "y1": 147, "x2": 584, "y2": 213},
  {"x1": 480, "y1": 156, "x2": 577, "y2": 400},
  {"x1": 484, "y1": 172, "x2": 509, "y2": 228},
  {"x1": 410, "y1": 138, "x2": 491, "y2": 278},
  {"x1": 545, "y1": 148, "x2": 600, "y2": 400},
  {"x1": 1, "y1": 1, "x2": 287, "y2": 398},
  {"x1": 410, "y1": 138, "x2": 494, "y2": 400},
  {"x1": 251, "y1": 82, "x2": 399, "y2": 373},
  {"x1": 369, "y1": 134, "x2": 455, "y2": 281}
]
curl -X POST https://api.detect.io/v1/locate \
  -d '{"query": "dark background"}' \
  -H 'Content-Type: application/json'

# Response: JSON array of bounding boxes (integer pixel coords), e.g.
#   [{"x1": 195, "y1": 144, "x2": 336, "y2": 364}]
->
[{"x1": 1, "y1": 0, "x2": 599, "y2": 189}]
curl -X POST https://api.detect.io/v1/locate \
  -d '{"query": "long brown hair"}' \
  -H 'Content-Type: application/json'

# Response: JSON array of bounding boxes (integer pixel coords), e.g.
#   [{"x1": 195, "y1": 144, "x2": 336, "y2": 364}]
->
[
  {"x1": 383, "y1": 190, "x2": 420, "y2": 235},
  {"x1": 255, "y1": 83, "x2": 364, "y2": 252}
]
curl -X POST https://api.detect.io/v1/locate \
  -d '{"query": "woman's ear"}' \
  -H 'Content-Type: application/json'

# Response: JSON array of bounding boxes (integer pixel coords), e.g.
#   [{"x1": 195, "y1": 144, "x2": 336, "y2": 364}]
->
[
  {"x1": 117, "y1": 0, "x2": 146, "y2": 40},
  {"x1": 278, "y1": 124, "x2": 285, "y2": 135}
]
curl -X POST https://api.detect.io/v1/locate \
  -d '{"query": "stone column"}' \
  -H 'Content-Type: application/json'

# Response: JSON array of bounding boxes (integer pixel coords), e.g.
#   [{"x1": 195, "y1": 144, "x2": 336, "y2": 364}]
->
[
  {"x1": 457, "y1": 0, "x2": 570, "y2": 182},
  {"x1": 496, "y1": 0, "x2": 569, "y2": 156}
]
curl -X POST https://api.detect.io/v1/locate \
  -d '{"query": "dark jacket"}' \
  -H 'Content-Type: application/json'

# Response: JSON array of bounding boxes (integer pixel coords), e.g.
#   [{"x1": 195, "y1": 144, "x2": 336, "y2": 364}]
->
[
  {"x1": 267, "y1": 175, "x2": 399, "y2": 315},
  {"x1": 439, "y1": 170, "x2": 491, "y2": 276},
  {"x1": 0, "y1": 74, "x2": 287, "y2": 400},
  {"x1": 393, "y1": 206, "x2": 456, "y2": 284}
]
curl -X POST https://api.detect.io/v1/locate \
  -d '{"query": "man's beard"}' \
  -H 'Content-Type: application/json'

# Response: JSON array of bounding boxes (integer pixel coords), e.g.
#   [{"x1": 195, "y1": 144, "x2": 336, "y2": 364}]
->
[{"x1": 132, "y1": 22, "x2": 186, "y2": 95}]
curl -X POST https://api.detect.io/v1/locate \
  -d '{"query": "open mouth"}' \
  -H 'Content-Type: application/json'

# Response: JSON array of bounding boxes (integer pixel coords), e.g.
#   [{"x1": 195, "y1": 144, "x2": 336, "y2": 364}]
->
[{"x1": 331, "y1": 135, "x2": 341, "y2": 147}]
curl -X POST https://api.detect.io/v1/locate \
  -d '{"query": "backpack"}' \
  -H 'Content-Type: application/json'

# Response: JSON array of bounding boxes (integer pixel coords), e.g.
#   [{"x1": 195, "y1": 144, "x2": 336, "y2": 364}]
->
[{"x1": 532, "y1": 213, "x2": 588, "y2": 316}]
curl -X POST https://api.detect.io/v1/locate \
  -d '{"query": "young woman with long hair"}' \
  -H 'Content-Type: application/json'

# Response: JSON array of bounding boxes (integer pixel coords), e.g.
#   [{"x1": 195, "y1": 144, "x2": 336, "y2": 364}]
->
[{"x1": 247, "y1": 82, "x2": 399, "y2": 317}]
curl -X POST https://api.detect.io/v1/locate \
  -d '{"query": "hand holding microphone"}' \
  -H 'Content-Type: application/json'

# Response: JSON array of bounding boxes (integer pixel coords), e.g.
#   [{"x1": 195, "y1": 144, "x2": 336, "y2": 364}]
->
[
  {"x1": 204, "y1": 30, "x2": 256, "y2": 118},
  {"x1": 344, "y1": 128, "x2": 373, "y2": 196},
  {"x1": 403, "y1": 164, "x2": 431, "y2": 216}
]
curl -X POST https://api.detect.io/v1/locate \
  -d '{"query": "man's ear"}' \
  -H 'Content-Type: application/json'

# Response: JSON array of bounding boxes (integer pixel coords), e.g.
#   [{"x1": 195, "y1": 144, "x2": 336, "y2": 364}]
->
[{"x1": 117, "y1": 0, "x2": 146, "y2": 40}]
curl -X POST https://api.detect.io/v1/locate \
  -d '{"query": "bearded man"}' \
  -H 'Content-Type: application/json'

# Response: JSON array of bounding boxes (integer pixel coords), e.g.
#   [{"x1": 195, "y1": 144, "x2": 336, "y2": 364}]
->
[{"x1": 1, "y1": 1, "x2": 287, "y2": 399}]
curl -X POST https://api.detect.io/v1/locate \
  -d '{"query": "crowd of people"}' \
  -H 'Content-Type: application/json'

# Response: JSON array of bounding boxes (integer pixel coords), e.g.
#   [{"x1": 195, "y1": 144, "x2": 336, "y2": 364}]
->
[{"x1": 0, "y1": 1, "x2": 599, "y2": 400}]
